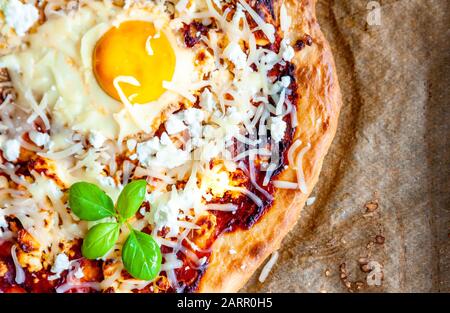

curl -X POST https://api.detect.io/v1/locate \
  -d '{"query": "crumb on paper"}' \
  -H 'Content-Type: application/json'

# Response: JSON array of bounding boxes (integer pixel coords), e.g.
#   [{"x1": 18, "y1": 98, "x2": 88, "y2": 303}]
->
[
  {"x1": 339, "y1": 262, "x2": 368, "y2": 292},
  {"x1": 306, "y1": 196, "x2": 316, "y2": 206},
  {"x1": 358, "y1": 257, "x2": 371, "y2": 273},
  {"x1": 375, "y1": 234, "x2": 385, "y2": 244},
  {"x1": 366, "y1": 261, "x2": 383, "y2": 287}
]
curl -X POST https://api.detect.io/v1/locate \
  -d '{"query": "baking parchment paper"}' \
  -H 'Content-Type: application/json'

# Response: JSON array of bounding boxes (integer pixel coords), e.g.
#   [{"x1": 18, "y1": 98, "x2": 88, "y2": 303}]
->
[{"x1": 243, "y1": 0, "x2": 450, "y2": 293}]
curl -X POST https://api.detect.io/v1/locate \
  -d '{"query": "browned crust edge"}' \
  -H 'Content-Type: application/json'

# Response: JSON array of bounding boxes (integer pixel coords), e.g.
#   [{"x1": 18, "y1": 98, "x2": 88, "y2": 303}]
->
[{"x1": 197, "y1": 0, "x2": 342, "y2": 292}]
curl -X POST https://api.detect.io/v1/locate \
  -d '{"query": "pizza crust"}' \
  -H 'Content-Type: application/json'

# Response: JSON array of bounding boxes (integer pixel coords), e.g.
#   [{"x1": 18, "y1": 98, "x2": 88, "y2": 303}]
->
[{"x1": 197, "y1": 0, "x2": 342, "y2": 292}]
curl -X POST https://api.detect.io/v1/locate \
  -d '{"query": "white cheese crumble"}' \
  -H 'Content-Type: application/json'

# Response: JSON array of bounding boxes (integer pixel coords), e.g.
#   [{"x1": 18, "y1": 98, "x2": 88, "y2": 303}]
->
[
  {"x1": 73, "y1": 267, "x2": 85, "y2": 279},
  {"x1": 0, "y1": 214, "x2": 7, "y2": 227},
  {"x1": 1, "y1": 139, "x2": 21, "y2": 162},
  {"x1": 270, "y1": 117, "x2": 287, "y2": 143},
  {"x1": 184, "y1": 108, "x2": 205, "y2": 125},
  {"x1": 89, "y1": 131, "x2": 106, "y2": 149},
  {"x1": 29, "y1": 131, "x2": 50, "y2": 147},
  {"x1": 306, "y1": 197, "x2": 316, "y2": 206},
  {"x1": 49, "y1": 253, "x2": 70, "y2": 280},
  {"x1": 223, "y1": 42, "x2": 247, "y2": 70},
  {"x1": 0, "y1": 176, "x2": 8, "y2": 189},
  {"x1": 199, "y1": 257, "x2": 207, "y2": 265},
  {"x1": 258, "y1": 251, "x2": 279, "y2": 283},
  {"x1": 367, "y1": 261, "x2": 383, "y2": 286},
  {"x1": 2, "y1": 0, "x2": 39, "y2": 37},
  {"x1": 136, "y1": 137, "x2": 160, "y2": 164},
  {"x1": 280, "y1": 4, "x2": 292, "y2": 33},
  {"x1": 165, "y1": 114, "x2": 187, "y2": 135}
]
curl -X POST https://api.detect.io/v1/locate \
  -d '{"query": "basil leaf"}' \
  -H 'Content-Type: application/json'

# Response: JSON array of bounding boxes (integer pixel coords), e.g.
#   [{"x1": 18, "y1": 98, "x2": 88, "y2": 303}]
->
[
  {"x1": 82, "y1": 222, "x2": 119, "y2": 259},
  {"x1": 69, "y1": 182, "x2": 115, "y2": 221},
  {"x1": 122, "y1": 230, "x2": 162, "y2": 281},
  {"x1": 116, "y1": 180, "x2": 147, "y2": 219}
]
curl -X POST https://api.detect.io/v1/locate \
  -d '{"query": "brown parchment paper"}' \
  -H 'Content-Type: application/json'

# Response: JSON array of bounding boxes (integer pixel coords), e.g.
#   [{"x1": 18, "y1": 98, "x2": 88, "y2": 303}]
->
[{"x1": 243, "y1": 0, "x2": 450, "y2": 293}]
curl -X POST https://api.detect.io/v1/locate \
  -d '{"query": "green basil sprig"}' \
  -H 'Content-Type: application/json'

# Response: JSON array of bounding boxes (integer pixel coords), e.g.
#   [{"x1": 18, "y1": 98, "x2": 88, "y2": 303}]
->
[
  {"x1": 69, "y1": 182, "x2": 115, "y2": 221},
  {"x1": 68, "y1": 180, "x2": 161, "y2": 281}
]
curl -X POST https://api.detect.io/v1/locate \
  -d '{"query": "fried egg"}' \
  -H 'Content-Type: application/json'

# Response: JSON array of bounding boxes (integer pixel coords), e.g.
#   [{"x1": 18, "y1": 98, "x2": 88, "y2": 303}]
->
[{"x1": 0, "y1": 2, "x2": 201, "y2": 141}]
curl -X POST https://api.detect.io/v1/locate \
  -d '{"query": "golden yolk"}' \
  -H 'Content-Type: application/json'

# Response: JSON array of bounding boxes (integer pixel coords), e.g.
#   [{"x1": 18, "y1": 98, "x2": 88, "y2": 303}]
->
[{"x1": 93, "y1": 21, "x2": 176, "y2": 104}]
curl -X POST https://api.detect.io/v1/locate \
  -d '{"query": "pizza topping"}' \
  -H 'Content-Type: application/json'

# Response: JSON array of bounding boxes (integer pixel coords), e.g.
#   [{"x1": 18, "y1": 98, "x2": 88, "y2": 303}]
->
[
  {"x1": 295, "y1": 143, "x2": 311, "y2": 194},
  {"x1": 223, "y1": 41, "x2": 248, "y2": 70},
  {"x1": 1, "y1": 138, "x2": 20, "y2": 162},
  {"x1": 11, "y1": 245, "x2": 25, "y2": 284},
  {"x1": 68, "y1": 180, "x2": 162, "y2": 281},
  {"x1": 0, "y1": 0, "x2": 302, "y2": 293},
  {"x1": 1, "y1": 0, "x2": 39, "y2": 37},
  {"x1": 237, "y1": 0, "x2": 275, "y2": 43},
  {"x1": 306, "y1": 196, "x2": 317, "y2": 206},
  {"x1": 279, "y1": 3, "x2": 292, "y2": 33},
  {"x1": 270, "y1": 116, "x2": 287, "y2": 143},
  {"x1": 273, "y1": 180, "x2": 298, "y2": 189},
  {"x1": 258, "y1": 251, "x2": 279, "y2": 283}
]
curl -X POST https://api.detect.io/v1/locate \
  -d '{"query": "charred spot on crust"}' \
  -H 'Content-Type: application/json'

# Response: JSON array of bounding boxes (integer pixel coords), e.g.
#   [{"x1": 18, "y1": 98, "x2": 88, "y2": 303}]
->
[
  {"x1": 294, "y1": 34, "x2": 314, "y2": 51},
  {"x1": 249, "y1": 242, "x2": 266, "y2": 259}
]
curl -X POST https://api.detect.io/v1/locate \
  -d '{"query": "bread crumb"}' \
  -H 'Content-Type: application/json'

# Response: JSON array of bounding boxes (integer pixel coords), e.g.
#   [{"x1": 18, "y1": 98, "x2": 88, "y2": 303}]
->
[
  {"x1": 375, "y1": 235, "x2": 385, "y2": 244},
  {"x1": 365, "y1": 200, "x2": 379, "y2": 212}
]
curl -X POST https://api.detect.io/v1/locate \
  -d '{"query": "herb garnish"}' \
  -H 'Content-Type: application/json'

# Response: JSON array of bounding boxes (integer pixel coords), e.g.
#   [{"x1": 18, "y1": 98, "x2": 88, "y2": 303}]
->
[{"x1": 68, "y1": 180, "x2": 161, "y2": 281}]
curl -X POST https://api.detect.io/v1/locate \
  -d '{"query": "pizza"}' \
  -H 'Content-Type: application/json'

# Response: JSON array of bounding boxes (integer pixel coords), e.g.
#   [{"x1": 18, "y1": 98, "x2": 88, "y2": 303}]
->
[{"x1": 0, "y1": 0, "x2": 341, "y2": 293}]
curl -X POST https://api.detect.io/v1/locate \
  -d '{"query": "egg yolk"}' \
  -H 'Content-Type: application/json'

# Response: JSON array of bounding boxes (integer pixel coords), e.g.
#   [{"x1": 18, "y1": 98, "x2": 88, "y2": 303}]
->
[{"x1": 93, "y1": 21, "x2": 176, "y2": 104}]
